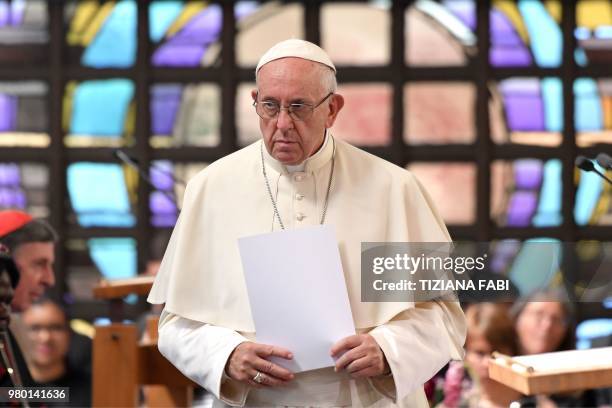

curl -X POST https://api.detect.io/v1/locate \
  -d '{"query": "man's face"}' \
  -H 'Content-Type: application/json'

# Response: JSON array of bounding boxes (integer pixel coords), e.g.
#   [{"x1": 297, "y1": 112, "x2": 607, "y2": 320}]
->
[
  {"x1": 11, "y1": 242, "x2": 55, "y2": 311},
  {"x1": 23, "y1": 302, "x2": 69, "y2": 368},
  {"x1": 252, "y1": 58, "x2": 344, "y2": 165}
]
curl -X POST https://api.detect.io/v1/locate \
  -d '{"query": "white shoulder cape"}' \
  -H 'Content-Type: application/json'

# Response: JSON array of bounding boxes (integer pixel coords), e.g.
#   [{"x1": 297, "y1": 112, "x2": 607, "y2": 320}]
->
[{"x1": 148, "y1": 138, "x2": 451, "y2": 332}]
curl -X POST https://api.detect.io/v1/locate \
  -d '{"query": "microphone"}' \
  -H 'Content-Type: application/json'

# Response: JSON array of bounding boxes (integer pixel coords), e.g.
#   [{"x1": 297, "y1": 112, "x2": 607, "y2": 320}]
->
[
  {"x1": 113, "y1": 150, "x2": 179, "y2": 207},
  {"x1": 596, "y1": 153, "x2": 612, "y2": 170},
  {"x1": 575, "y1": 155, "x2": 612, "y2": 185}
]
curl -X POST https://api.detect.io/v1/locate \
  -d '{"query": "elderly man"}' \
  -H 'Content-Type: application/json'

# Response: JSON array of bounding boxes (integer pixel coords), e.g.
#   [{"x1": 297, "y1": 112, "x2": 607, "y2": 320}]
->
[
  {"x1": 0, "y1": 210, "x2": 57, "y2": 312},
  {"x1": 0, "y1": 210, "x2": 57, "y2": 390},
  {"x1": 149, "y1": 39, "x2": 466, "y2": 407}
]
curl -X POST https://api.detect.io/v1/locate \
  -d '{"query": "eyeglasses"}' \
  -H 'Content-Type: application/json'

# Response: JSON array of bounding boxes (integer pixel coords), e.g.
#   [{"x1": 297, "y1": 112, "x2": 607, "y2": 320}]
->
[{"x1": 253, "y1": 92, "x2": 334, "y2": 121}]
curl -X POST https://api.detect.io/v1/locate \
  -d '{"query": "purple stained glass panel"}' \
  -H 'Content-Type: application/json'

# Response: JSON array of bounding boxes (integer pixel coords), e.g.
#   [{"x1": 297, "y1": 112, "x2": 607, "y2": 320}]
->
[
  {"x1": 500, "y1": 80, "x2": 545, "y2": 131},
  {"x1": 503, "y1": 94, "x2": 545, "y2": 130},
  {"x1": 151, "y1": 84, "x2": 182, "y2": 135},
  {"x1": 170, "y1": 6, "x2": 222, "y2": 44},
  {"x1": 506, "y1": 191, "x2": 538, "y2": 227},
  {"x1": 0, "y1": 188, "x2": 26, "y2": 208},
  {"x1": 491, "y1": 10, "x2": 522, "y2": 45},
  {"x1": 490, "y1": 47, "x2": 532, "y2": 66},
  {"x1": 151, "y1": 213, "x2": 177, "y2": 227},
  {"x1": 490, "y1": 9, "x2": 532, "y2": 66},
  {"x1": 0, "y1": 1, "x2": 8, "y2": 27},
  {"x1": 514, "y1": 160, "x2": 543, "y2": 190},
  {"x1": 0, "y1": 163, "x2": 20, "y2": 186},
  {"x1": 150, "y1": 162, "x2": 174, "y2": 191},
  {"x1": 151, "y1": 4, "x2": 223, "y2": 67},
  {"x1": 152, "y1": 44, "x2": 205, "y2": 67},
  {"x1": 150, "y1": 190, "x2": 176, "y2": 214},
  {"x1": 444, "y1": 1, "x2": 476, "y2": 30},
  {"x1": 0, "y1": 94, "x2": 17, "y2": 131},
  {"x1": 10, "y1": 0, "x2": 24, "y2": 26}
]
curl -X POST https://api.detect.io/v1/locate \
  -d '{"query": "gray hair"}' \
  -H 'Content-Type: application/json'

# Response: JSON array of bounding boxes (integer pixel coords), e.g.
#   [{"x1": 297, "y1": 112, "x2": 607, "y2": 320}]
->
[
  {"x1": 256, "y1": 62, "x2": 337, "y2": 94},
  {"x1": 1, "y1": 219, "x2": 58, "y2": 254}
]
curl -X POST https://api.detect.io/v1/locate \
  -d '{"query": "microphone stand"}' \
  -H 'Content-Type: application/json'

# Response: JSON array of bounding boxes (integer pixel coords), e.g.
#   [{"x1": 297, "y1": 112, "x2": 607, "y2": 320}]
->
[
  {"x1": 575, "y1": 156, "x2": 612, "y2": 185},
  {"x1": 114, "y1": 150, "x2": 180, "y2": 210}
]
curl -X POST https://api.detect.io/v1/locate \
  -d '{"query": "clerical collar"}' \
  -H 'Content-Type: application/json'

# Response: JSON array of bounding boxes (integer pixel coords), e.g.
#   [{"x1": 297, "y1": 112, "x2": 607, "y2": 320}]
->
[{"x1": 262, "y1": 131, "x2": 333, "y2": 175}]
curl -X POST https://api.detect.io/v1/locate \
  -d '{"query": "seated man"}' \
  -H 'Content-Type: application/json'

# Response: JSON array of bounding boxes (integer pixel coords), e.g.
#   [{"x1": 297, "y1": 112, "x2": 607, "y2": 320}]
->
[{"x1": 0, "y1": 210, "x2": 57, "y2": 389}]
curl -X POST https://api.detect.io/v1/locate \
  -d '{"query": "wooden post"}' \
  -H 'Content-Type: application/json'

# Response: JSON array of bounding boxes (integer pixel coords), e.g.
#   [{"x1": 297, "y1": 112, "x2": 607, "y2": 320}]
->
[{"x1": 93, "y1": 324, "x2": 139, "y2": 407}]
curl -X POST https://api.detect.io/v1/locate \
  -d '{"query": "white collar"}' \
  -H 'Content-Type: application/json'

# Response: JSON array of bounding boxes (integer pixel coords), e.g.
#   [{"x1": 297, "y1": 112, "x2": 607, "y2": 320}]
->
[{"x1": 262, "y1": 131, "x2": 333, "y2": 175}]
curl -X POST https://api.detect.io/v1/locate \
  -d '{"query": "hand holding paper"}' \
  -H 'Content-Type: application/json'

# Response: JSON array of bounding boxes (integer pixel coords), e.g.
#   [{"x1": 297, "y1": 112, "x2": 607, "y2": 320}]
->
[
  {"x1": 331, "y1": 333, "x2": 390, "y2": 378},
  {"x1": 238, "y1": 225, "x2": 356, "y2": 373},
  {"x1": 226, "y1": 341, "x2": 295, "y2": 388}
]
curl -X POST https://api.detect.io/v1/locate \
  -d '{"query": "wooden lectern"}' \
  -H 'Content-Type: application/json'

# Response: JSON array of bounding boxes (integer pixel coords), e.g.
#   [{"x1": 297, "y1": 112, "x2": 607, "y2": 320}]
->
[
  {"x1": 92, "y1": 276, "x2": 196, "y2": 407},
  {"x1": 489, "y1": 348, "x2": 612, "y2": 395}
]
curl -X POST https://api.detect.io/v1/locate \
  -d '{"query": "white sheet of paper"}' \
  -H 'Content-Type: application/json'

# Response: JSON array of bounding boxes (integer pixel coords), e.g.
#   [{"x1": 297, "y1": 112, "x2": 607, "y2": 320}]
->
[{"x1": 238, "y1": 224, "x2": 355, "y2": 373}]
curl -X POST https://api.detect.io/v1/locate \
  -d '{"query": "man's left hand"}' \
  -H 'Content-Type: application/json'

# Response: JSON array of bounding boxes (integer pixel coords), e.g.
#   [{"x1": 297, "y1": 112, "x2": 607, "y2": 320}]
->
[{"x1": 330, "y1": 334, "x2": 390, "y2": 378}]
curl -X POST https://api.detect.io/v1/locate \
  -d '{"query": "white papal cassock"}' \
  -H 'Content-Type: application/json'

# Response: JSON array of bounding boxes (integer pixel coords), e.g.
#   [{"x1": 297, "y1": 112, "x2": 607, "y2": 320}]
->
[{"x1": 148, "y1": 133, "x2": 466, "y2": 407}]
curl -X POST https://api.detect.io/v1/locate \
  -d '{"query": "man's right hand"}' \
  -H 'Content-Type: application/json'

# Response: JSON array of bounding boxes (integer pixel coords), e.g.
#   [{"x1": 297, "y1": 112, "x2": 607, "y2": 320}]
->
[{"x1": 225, "y1": 342, "x2": 295, "y2": 388}]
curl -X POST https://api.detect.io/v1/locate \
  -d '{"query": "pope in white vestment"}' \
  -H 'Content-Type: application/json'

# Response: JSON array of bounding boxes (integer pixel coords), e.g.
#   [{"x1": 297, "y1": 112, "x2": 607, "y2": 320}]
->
[{"x1": 148, "y1": 39, "x2": 466, "y2": 408}]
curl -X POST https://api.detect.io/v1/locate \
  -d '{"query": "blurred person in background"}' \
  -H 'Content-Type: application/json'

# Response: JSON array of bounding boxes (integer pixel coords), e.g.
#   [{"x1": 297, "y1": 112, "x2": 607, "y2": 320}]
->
[
  {"x1": 22, "y1": 297, "x2": 91, "y2": 407},
  {"x1": 0, "y1": 210, "x2": 58, "y2": 389},
  {"x1": 437, "y1": 302, "x2": 521, "y2": 408},
  {"x1": 511, "y1": 289, "x2": 605, "y2": 407}
]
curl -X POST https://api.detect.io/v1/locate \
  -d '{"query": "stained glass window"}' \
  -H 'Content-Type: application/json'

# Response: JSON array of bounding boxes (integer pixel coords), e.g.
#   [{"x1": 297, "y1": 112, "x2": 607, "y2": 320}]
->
[
  {"x1": 67, "y1": 162, "x2": 136, "y2": 228},
  {"x1": 65, "y1": 0, "x2": 137, "y2": 68},
  {"x1": 333, "y1": 84, "x2": 392, "y2": 146},
  {"x1": 150, "y1": 83, "x2": 220, "y2": 148},
  {"x1": 575, "y1": 161, "x2": 612, "y2": 226},
  {"x1": 404, "y1": 82, "x2": 476, "y2": 145},
  {"x1": 149, "y1": 1, "x2": 222, "y2": 67},
  {"x1": 0, "y1": 82, "x2": 49, "y2": 147},
  {"x1": 492, "y1": 77, "x2": 563, "y2": 146},
  {"x1": 64, "y1": 79, "x2": 135, "y2": 147},
  {"x1": 149, "y1": 161, "x2": 206, "y2": 227},
  {"x1": 408, "y1": 162, "x2": 476, "y2": 225},
  {"x1": 406, "y1": 0, "x2": 475, "y2": 66},
  {"x1": 0, "y1": 0, "x2": 48, "y2": 66},
  {"x1": 491, "y1": 159, "x2": 563, "y2": 227},
  {"x1": 575, "y1": 0, "x2": 612, "y2": 66},
  {"x1": 236, "y1": 3, "x2": 304, "y2": 67},
  {"x1": 65, "y1": 237, "x2": 137, "y2": 302},
  {"x1": 0, "y1": 162, "x2": 48, "y2": 218},
  {"x1": 575, "y1": 78, "x2": 612, "y2": 147},
  {"x1": 322, "y1": 2, "x2": 390, "y2": 66}
]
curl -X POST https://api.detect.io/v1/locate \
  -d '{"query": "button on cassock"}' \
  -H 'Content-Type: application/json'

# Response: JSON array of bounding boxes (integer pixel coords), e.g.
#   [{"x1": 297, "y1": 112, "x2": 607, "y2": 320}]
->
[
  {"x1": 295, "y1": 193, "x2": 304, "y2": 201},
  {"x1": 296, "y1": 213, "x2": 305, "y2": 221},
  {"x1": 294, "y1": 174, "x2": 304, "y2": 182}
]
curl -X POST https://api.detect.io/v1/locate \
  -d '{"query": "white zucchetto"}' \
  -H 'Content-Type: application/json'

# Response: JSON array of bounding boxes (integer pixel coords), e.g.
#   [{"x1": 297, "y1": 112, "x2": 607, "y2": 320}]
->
[{"x1": 255, "y1": 39, "x2": 336, "y2": 74}]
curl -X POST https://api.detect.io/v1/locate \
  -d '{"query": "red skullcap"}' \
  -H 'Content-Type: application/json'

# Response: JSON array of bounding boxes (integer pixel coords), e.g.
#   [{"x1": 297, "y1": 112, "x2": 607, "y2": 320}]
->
[{"x1": 0, "y1": 210, "x2": 33, "y2": 238}]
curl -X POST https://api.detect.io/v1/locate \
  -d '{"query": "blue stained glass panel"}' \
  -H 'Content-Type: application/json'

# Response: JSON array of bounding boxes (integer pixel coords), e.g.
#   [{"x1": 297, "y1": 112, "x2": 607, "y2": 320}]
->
[
  {"x1": 70, "y1": 79, "x2": 134, "y2": 136},
  {"x1": 67, "y1": 163, "x2": 135, "y2": 227},
  {"x1": 575, "y1": 162, "x2": 605, "y2": 226},
  {"x1": 88, "y1": 238, "x2": 137, "y2": 280},
  {"x1": 518, "y1": 0, "x2": 563, "y2": 67},
  {"x1": 532, "y1": 159, "x2": 562, "y2": 227},
  {"x1": 82, "y1": 0, "x2": 137, "y2": 68},
  {"x1": 574, "y1": 78, "x2": 603, "y2": 131},
  {"x1": 542, "y1": 78, "x2": 563, "y2": 132},
  {"x1": 149, "y1": 1, "x2": 183, "y2": 43}
]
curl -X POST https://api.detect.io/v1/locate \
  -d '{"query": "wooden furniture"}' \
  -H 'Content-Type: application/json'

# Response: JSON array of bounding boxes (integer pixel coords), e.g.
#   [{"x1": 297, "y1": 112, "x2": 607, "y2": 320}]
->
[
  {"x1": 92, "y1": 276, "x2": 196, "y2": 407},
  {"x1": 489, "y1": 347, "x2": 612, "y2": 395}
]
